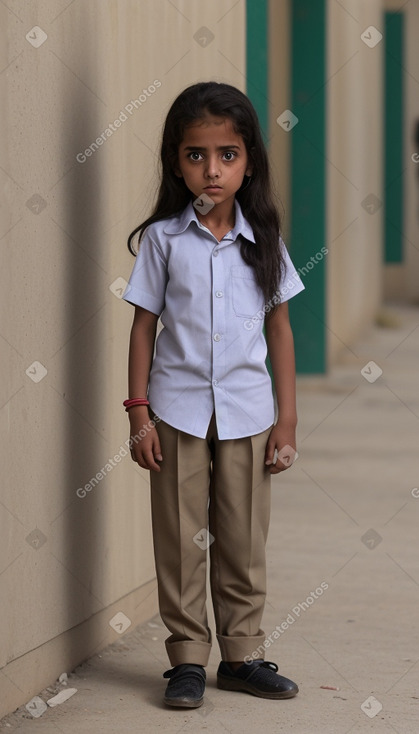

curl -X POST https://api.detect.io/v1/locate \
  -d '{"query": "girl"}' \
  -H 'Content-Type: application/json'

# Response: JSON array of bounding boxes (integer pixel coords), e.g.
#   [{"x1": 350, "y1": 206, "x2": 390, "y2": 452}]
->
[{"x1": 123, "y1": 81, "x2": 304, "y2": 708}]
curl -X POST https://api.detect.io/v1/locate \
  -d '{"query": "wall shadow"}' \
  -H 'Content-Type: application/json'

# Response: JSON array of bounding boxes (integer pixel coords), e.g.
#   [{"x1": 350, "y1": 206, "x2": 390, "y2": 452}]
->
[{"x1": 61, "y1": 24, "x2": 107, "y2": 658}]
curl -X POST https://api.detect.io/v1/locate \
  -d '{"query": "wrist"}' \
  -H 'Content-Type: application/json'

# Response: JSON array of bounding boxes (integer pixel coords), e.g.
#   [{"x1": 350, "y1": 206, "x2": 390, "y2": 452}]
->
[
  {"x1": 276, "y1": 414, "x2": 297, "y2": 428},
  {"x1": 128, "y1": 404, "x2": 150, "y2": 415}
]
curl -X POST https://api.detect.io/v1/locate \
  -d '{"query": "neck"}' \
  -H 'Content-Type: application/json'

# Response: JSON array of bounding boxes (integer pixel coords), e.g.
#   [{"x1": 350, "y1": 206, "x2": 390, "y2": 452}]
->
[{"x1": 195, "y1": 197, "x2": 235, "y2": 230}]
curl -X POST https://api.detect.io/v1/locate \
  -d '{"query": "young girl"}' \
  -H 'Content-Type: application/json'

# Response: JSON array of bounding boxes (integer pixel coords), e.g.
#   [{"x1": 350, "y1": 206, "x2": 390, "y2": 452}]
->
[{"x1": 123, "y1": 81, "x2": 304, "y2": 708}]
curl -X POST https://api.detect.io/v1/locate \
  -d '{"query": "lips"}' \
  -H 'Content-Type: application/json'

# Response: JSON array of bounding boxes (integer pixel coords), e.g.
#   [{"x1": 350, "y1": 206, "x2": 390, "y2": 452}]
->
[{"x1": 204, "y1": 185, "x2": 222, "y2": 190}]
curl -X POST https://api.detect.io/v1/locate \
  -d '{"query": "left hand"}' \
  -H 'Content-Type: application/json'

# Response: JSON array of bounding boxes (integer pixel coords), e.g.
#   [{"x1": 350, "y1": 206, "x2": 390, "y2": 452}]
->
[{"x1": 264, "y1": 422, "x2": 298, "y2": 475}]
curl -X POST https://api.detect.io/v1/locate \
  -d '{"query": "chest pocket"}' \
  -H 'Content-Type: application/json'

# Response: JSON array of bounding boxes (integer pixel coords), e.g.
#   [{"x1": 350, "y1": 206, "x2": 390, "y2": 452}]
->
[{"x1": 231, "y1": 265, "x2": 264, "y2": 318}]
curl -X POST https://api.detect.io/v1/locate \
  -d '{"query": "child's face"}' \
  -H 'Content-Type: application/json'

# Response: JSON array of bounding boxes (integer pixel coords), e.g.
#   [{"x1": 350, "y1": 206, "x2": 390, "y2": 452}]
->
[{"x1": 175, "y1": 115, "x2": 252, "y2": 209}]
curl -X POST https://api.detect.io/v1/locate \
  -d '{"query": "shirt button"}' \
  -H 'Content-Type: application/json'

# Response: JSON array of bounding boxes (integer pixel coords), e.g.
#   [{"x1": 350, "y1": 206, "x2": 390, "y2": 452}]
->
[
  {"x1": 213, "y1": 333, "x2": 221, "y2": 342},
  {"x1": 213, "y1": 379, "x2": 218, "y2": 386},
  {"x1": 213, "y1": 249, "x2": 219, "y2": 257},
  {"x1": 215, "y1": 290, "x2": 223, "y2": 298}
]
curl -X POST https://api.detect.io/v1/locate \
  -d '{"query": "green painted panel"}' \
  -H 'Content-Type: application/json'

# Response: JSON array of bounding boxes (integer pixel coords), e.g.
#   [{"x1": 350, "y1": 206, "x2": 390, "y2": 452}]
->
[
  {"x1": 384, "y1": 12, "x2": 404, "y2": 263},
  {"x1": 289, "y1": 0, "x2": 327, "y2": 373},
  {"x1": 246, "y1": 0, "x2": 268, "y2": 139}
]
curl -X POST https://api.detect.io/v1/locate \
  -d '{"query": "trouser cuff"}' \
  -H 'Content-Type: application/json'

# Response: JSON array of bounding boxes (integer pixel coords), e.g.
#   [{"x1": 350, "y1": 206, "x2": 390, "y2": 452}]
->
[
  {"x1": 165, "y1": 639, "x2": 212, "y2": 667},
  {"x1": 216, "y1": 632, "x2": 267, "y2": 662}
]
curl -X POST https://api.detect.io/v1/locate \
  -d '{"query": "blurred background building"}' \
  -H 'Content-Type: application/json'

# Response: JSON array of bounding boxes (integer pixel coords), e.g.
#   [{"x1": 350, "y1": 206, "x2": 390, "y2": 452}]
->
[{"x1": 1, "y1": 0, "x2": 417, "y2": 717}]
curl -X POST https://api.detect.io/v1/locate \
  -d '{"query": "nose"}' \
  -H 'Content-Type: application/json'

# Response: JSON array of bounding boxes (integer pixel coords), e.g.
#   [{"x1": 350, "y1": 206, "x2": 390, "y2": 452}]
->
[{"x1": 205, "y1": 155, "x2": 220, "y2": 179}]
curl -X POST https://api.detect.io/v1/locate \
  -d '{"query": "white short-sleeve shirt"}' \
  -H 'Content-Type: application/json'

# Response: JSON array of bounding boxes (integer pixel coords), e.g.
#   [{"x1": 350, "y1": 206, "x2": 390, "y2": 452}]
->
[{"x1": 123, "y1": 198, "x2": 304, "y2": 439}]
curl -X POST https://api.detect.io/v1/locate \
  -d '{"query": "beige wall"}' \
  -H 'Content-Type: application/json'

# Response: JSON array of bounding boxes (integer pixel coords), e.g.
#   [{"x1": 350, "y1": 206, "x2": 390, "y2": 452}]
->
[
  {"x1": 327, "y1": 0, "x2": 384, "y2": 365},
  {"x1": 268, "y1": 0, "x2": 291, "y2": 240},
  {"x1": 0, "y1": 0, "x2": 246, "y2": 717},
  {"x1": 382, "y1": 0, "x2": 419, "y2": 302},
  {"x1": 402, "y1": 0, "x2": 419, "y2": 303},
  {"x1": 269, "y1": 0, "x2": 385, "y2": 367}
]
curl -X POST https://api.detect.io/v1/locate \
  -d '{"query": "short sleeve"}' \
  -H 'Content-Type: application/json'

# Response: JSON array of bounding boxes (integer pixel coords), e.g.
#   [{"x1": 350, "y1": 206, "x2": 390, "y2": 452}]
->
[
  {"x1": 122, "y1": 229, "x2": 168, "y2": 315},
  {"x1": 276, "y1": 238, "x2": 305, "y2": 303}
]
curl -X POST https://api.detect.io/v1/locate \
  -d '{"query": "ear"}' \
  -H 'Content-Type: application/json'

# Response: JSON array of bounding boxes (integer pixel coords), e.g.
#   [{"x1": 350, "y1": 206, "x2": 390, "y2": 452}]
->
[{"x1": 173, "y1": 168, "x2": 183, "y2": 178}]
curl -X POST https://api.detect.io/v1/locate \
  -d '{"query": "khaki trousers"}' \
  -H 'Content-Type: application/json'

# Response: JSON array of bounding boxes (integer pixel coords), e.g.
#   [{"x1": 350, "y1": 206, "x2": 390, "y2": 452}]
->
[{"x1": 149, "y1": 411, "x2": 272, "y2": 667}]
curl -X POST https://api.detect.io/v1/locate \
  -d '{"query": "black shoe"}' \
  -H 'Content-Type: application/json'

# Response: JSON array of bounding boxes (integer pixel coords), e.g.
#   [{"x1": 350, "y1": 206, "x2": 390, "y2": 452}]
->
[
  {"x1": 163, "y1": 663, "x2": 206, "y2": 708},
  {"x1": 217, "y1": 660, "x2": 298, "y2": 700}
]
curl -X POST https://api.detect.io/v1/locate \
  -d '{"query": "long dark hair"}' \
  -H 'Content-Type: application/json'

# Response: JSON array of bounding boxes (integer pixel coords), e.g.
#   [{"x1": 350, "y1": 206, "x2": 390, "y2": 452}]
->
[{"x1": 127, "y1": 81, "x2": 285, "y2": 303}]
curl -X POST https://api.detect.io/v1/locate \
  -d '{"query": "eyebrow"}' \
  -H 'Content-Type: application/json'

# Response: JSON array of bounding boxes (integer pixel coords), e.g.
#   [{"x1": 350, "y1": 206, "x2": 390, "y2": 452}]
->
[{"x1": 182, "y1": 145, "x2": 241, "y2": 151}]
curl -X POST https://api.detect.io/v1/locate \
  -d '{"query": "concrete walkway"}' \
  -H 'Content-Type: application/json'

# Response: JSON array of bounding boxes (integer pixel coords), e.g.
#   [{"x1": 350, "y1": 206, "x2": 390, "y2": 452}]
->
[{"x1": 2, "y1": 304, "x2": 419, "y2": 734}]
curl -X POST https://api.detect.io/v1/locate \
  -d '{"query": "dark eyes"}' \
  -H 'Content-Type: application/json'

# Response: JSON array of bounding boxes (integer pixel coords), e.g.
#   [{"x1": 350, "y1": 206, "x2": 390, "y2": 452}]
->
[{"x1": 187, "y1": 151, "x2": 237, "y2": 162}]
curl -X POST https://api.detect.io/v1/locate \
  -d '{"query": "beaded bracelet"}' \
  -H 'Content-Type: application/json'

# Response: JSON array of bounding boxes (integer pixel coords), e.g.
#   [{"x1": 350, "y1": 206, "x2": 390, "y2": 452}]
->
[{"x1": 123, "y1": 398, "x2": 150, "y2": 411}]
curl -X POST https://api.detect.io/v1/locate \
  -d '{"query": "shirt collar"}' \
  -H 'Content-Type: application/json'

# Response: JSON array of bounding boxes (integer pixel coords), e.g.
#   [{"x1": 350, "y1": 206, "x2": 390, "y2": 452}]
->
[{"x1": 162, "y1": 198, "x2": 256, "y2": 243}]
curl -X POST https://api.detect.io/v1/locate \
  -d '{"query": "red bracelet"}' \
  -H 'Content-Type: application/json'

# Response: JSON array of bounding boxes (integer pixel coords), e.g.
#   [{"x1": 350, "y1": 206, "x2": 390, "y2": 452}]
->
[{"x1": 123, "y1": 398, "x2": 150, "y2": 411}]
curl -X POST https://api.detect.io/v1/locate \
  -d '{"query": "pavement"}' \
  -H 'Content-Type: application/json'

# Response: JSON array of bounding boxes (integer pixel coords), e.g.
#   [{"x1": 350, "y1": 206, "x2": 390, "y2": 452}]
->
[{"x1": 1, "y1": 304, "x2": 419, "y2": 734}]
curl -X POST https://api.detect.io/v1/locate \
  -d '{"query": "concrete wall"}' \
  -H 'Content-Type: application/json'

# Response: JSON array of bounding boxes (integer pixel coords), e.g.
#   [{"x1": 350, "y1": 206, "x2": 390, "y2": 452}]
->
[
  {"x1": 268, "y1": 0, "x2": 291, "y2": 240},
  {"x1": 326, "y1": 0, "x2": 384, "y2": 365},
  {"x1": 0, "y1": 0, "x2": 246, "y2": 717},
  {"x1": 269, "y1": 0, "x2": 384, "y2": 367},
  {"x1": 327, "y1": 0, "x2": 419, "y2": 336},
  {"x1": 382, "y1": 0, "x2": 419, "y2": 302},
  {"x1": 402, "y1": 0, "x2": 419, "y2": 303}
]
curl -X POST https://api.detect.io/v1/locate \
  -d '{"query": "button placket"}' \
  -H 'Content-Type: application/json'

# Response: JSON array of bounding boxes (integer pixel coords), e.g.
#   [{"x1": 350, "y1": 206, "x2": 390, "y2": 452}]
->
[{"x1": 211, "y1": 246, "x2": 226, "y2": 392}]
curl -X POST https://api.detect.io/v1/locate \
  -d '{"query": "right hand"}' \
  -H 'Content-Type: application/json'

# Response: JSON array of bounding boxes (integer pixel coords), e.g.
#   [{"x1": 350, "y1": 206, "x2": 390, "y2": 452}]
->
[{"x1": 128, "y1": 408, "x2": 163, "y2": 472}]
